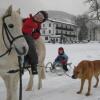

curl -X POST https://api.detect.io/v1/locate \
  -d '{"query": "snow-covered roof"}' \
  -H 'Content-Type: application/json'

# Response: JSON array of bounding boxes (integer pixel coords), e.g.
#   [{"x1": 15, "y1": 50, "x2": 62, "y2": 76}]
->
[
  {"x1": 47, "y1": 10, "x2": 76, "y2": 26},
  {"x1": 48, "y1": 18, "x2": 76, "y2": 26}
]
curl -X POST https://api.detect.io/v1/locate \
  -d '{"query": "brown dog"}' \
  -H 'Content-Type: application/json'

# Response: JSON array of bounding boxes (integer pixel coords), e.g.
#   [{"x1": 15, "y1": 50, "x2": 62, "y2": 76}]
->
[{"x1": 72, "y1": 60, "x2": 100, "y2": 96}]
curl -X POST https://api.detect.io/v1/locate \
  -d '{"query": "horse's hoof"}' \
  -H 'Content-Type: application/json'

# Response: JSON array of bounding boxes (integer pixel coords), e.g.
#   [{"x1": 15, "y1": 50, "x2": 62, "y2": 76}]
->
[
  {"x1": 38, "y1": 87, "x2": 41, "y2": 90},
  {"x1": 77, "y1": 91, "x2": 81, "y2": 94},
  {"x1": 93, "y1": 85, "x2": 97, "y2": 88},
  {"x1": 25, "y1": 88, "x2": 32, "y2": 91},
  {"x1": 85, "y1": 93, "x2": 90, "y2": 96}
]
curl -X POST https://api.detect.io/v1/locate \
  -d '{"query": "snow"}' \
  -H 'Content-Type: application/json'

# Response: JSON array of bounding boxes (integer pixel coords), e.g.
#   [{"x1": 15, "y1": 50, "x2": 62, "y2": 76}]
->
[{"x1": 1, "y1": 42, "x2": 100, "y2": 100}]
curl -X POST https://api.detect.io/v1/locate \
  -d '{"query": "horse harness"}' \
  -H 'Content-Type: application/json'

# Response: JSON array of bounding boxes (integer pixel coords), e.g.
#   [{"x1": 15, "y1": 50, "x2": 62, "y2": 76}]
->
[
  {"x1": 0, "y1": 14, "x2": 24, "y2": 57},
  {"x1": 0, "y1": 14, "x2": 32, "y2": 73}
]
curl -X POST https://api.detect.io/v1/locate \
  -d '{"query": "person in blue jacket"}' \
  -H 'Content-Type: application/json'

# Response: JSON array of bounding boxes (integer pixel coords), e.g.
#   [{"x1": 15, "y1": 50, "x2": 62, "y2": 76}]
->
[{"x1": 53, "y1": 47, "x2": 68, "y2": 71}]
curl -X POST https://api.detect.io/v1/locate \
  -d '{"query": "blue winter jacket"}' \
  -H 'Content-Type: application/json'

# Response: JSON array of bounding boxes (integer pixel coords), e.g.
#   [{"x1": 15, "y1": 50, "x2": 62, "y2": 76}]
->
[{"x1": 54, "y1": 53, "x2": 68, "y2": 64}]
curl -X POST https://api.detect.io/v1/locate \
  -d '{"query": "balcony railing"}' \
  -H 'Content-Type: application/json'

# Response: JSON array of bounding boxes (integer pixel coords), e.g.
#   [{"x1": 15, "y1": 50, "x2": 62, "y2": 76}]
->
[
  {"x1": 56, "y1": 33, "x2": 76, "y2": 37},
  {"x1": 56, "y1": 27, "x2": 74, "y2": 31}
]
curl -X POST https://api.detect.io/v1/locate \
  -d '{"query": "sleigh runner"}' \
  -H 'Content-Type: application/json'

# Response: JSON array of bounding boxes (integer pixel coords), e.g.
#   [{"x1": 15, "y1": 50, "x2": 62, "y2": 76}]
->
[{"x1": 45, "y1": 62, "x2": 72, "y2": 76}]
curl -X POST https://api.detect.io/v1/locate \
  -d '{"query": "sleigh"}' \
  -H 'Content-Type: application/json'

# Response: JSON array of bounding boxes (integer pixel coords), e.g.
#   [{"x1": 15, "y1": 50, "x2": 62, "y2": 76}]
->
[{"x1": 45, "y1": 62, "x2": 72, "y2": 76}]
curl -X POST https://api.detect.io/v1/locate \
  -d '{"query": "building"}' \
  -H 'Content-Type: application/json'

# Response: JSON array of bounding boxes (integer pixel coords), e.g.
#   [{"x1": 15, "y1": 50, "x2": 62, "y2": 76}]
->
[{"x1": 40, "y1": 10, "x2": 78, "y2": 43}]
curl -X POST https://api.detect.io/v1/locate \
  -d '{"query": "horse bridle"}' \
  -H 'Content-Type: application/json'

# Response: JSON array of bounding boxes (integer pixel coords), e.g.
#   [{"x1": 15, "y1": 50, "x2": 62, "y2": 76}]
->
[
  {"x1": 0, "y1": 14, "x2": 26, "y2": 100},
  {"x1": 0, "y1": 14, "x2": 24, "y2": 57}
]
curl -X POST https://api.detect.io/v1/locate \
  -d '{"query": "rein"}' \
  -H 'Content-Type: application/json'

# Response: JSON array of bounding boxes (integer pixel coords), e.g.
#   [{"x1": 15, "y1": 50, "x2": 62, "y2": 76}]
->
[
  {"x1": 65, "y1": 72, "x2": 72, "y2": 78},
  {"x1": 0, "y1": 14, "x2": 26, "y2": 100},
  {"x1": 18, "y1": 56, "x2": 23, "y2": 100}
]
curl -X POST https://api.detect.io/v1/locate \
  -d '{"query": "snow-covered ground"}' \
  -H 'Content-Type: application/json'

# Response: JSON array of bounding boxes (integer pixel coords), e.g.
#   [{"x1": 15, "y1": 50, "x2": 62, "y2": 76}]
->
[{"x1": 1, "y1": 42, "x2": 100, "y2": 100}]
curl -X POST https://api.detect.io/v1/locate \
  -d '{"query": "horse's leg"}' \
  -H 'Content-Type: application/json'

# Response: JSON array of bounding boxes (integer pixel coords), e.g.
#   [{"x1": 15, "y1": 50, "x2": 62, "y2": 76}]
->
[
  {"x1": 2, "y1": 74, "x2": 19, "y2": 100},
  {"x1": 26, "y1": 63, "x2": 45, "y2": 90},
  {"x1": 25, "y1": 71, "x2": 34, "y2": 91},
  {"x1": 37, "y1": 65, "x2": 42, "y2": 90},
  {"x1": 34, "y1": 37, "x2": 46, "y2": 90},
  {"x1": 38, "y1": 63, "x2": 45, "y2": 90}
]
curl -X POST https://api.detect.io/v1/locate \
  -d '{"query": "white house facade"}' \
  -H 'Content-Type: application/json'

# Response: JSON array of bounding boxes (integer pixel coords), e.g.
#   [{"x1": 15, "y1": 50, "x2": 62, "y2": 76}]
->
[{"x1": 40, "y1": 11, "x2": 78, "y2": 43}]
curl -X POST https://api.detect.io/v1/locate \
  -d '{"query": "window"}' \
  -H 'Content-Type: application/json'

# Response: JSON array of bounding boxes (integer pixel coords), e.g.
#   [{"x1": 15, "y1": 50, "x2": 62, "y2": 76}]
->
[
  {"x1": 58, "y1": 30, "x2": 61, "y2": 33},
  {"x1": 45, "y1": 36, "x2": 48, "y2": 40},
  {"x1": 43, "y1": 24, "x2": 45, "y2": 27},
  {"x1": 49, "y1": 23, "x2": 51, "y2": 27},
  {"x1": 56, "y1": 38, "x2": 58, "y2": 42},
  {"x1": 63, "y1": 24, "x2": 66, "y2": 28},
  {"x1": 58, "y1": 23, "x2": 61, "y2": 27},
  {"x1": 43, "y1": 30, "x2": 45, "y2": 34},
  {"x1": 67, "y1": 25, "x2": 70, "y2": 29},
  {"x1": 56, "y1": 30, "x2": 58, "y2": 34},
  {"x1": 49, "y1": 30, "x2": 51, "y2": 33},
  {"x1": 56, "y1": 24, "x2": 58, "y2": 27}
]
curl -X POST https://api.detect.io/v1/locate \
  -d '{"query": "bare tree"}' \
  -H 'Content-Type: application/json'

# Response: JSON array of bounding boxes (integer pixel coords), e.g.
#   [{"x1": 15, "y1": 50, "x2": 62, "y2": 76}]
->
[
  {"x1": 85, "y1": 0, "x2": 100, "y2": 21},
  {"x1": 75, "y1": 14, "x2": 89, "y2": 41}
]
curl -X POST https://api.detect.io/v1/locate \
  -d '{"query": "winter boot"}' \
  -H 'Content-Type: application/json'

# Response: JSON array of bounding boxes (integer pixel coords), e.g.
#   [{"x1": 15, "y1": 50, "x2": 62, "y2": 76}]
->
[
  {"x1": 31, "y1": 65, "x2": 38, "y2": 75},
  {"x1": 63, "y1": 64, "x2": 68, "y2": 72}
]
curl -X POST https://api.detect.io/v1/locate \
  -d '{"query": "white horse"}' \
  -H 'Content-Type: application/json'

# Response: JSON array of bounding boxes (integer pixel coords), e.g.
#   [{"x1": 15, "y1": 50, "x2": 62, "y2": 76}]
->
[
  {"x1": 25, "y1": 36, "x2": 46, "y2": 90},
  {"x1": 0, "y1": 6, "x2": 29, "y2": 100}
]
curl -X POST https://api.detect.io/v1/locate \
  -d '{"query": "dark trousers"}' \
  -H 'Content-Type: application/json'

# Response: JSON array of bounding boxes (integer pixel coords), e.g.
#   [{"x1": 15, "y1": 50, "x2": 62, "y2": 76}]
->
[
  {"x1": 63, "y1": 64, "x2": 68, "y2": 71},
  {"x1": 24, "y1": 34, "x2": 38, "y2": 71}
]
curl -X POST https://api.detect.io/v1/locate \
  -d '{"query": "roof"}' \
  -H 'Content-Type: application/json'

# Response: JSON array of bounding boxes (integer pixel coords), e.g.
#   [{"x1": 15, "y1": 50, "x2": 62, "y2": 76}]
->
[
  {"x1": 48, "y1": 18, "x2": 77, "y2": 26},
  {"x1": 47, "y1": 10, "x2": 76, "y2": 26}
]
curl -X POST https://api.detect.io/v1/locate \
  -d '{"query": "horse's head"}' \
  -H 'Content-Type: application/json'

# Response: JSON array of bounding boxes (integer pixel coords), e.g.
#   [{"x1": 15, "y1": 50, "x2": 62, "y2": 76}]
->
[{"x1": 2, "y1": 5, "x2": 29, "y2": 56}]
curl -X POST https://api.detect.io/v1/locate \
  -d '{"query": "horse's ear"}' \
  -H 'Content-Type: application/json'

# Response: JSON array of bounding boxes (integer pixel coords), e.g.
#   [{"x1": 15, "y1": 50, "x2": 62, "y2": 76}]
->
[
  {"x1": 4, "y1": 5, "x2": 12, "y2": 16},
  {"x1": 17, "y1": 8, "x2": 20, "y2": 14}
]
